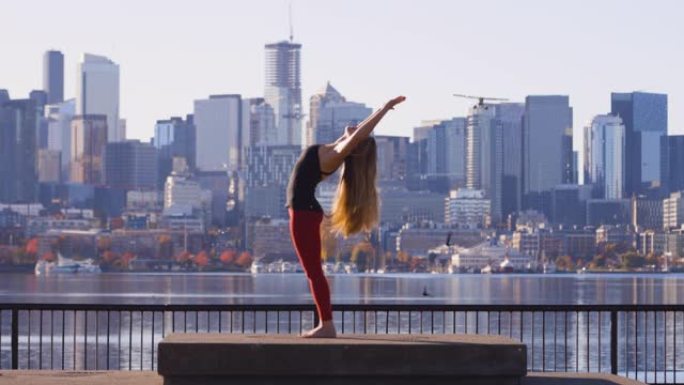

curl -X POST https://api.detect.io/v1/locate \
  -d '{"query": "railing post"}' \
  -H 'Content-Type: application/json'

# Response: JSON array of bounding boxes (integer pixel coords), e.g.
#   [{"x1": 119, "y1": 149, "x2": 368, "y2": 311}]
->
[
  {"x1": 11, "y1": 309, "x2": 18, "y2": 370},
  {"x1": 610, "y1": 310, "x2": 618, "y2": 375}
]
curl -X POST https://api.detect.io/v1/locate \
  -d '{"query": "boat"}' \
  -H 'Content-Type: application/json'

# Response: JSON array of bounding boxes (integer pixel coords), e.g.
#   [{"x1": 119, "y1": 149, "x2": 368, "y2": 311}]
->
[
  {"x1": 35, "y1": 253, "x2": 101, "y2": 275},
  {"x1": 249, "y1": 261, "x2": 266, "y2": 274}
]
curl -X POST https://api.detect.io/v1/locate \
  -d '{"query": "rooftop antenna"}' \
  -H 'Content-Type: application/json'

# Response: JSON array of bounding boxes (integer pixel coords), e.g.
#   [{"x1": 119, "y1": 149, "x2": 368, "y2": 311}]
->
[{"x1": 289, "y1": 2, "x2": 294, "y2": 42}]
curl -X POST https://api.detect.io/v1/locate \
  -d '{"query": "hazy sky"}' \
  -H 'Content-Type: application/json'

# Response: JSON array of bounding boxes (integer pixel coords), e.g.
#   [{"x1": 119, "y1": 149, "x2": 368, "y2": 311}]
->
[{"x1": 2, "y1": 0, "x2": 683, "y2": 153}]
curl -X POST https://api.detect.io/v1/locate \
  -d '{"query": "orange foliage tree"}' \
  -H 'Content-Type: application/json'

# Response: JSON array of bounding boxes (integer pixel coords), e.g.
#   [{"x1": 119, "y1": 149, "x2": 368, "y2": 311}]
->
[
  {"x1": 193, "y1": 251, "x2": 210, "y2": 268},
  {"x1": 235, "y1": 251, "x2": 253, "y2": 268},
  {"x1": 219, "y1": 250, "x2": 236, "y2": 264}
]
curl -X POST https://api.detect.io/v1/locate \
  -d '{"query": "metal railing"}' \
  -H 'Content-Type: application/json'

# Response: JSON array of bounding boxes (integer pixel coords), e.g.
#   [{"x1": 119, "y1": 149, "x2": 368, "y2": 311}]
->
[{"x1": 1, "y1": 303, "x2": 683, "y2": 384}]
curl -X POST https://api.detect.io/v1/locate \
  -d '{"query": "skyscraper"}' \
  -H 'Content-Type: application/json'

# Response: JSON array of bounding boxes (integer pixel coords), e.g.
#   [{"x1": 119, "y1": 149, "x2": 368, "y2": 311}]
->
[
  {"x1": 523, "y1": 95, "x2": 573, "y2": 216},
  {"x1": 0, "y1": 96, "x2": 38, "y2": 203},
  {"x1": 154, "y1": 115, "x2": 196, "y2": 188},
  {"x1": 584, "y1": 114, "x2": 626, "y2": 199},
  {"x1": 497, "y1": 103, "x2": 525, "y2": 219},
  {"x1": 429, "y1": 118, "x2": 467, "y2": 189},
  {"x1": 76, "y1": 54, "x2": 121, "y2": 142},
  {"x1": 264, "y1": 40, "x2": 302, "y2": 145},
  {"x1": 43, "y1": 50, "x2": 64, "y2": 104},
  {"x1": 307, "y1": 82, "x2": 371, "y2": 146},
  {"x1": 45, "y1": 99, "x2": 76, "y2": 180},
  {"x1": 375, "y1": 135, "x2": 410, "y2": 183},
  {"x1": 662, "y1": 135, "x2": 684, "y2": 194},
  {"x1": 466, "y1": 104, "x2": 502, "y2": 222},
  {"x1": 104, "y1": 140, "x2": 158, "y2": 191},
  {"x1": 70, "y1": 115, "x2": 108, "y2": 184},
  {"x1": 610, "y1": 91, "x2": 667, "y2": 196},
  {"x1": 246, "y1": 98, "x2": 277, "y2": 145},
  {"x1": 193, "y1": 94, "x2": 247, "y2": 172}
]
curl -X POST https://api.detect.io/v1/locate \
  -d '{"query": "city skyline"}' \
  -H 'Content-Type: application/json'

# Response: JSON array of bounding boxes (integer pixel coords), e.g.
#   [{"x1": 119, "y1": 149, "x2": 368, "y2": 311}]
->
[{"x1": 1, "y1": 0, "x2": 683, "y2": 152}]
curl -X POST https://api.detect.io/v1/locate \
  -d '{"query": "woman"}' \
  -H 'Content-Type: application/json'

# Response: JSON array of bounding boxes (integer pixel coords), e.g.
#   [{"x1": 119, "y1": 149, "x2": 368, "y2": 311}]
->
[{"x1": 286, "y1": 95, "x2": 406, "y2": 338}]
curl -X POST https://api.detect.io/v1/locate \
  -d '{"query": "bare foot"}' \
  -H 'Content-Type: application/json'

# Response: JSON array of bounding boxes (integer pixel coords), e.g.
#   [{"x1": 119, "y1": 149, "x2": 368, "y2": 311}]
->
[{"x1": 301, "y1": 320, "x2": 337, "y2": 338}]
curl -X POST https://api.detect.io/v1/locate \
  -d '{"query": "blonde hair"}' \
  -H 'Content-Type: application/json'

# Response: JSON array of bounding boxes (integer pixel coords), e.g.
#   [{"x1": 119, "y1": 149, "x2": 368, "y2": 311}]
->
[{"x1": 330, "y1": 137, "x2": 379, "y2": 237}]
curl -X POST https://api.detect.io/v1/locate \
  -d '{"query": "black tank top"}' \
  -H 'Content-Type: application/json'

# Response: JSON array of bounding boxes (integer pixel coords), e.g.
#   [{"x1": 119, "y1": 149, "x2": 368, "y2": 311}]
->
[{"x1": 286, "y1": 145, "x2": 332, "y2": 212}]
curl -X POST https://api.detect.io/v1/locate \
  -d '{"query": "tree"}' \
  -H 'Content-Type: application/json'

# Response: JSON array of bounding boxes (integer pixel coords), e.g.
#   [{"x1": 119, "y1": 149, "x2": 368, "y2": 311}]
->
[
  {"x1": 351, "y1": 242, "x2": 375, "y2": 272},
  {"x1": 621, "y1": 252, "x2": 645, "y2": 269},
  {"x1": 236, "y1": 251, "x2": 253, "y2": 268},
  {"x1": 193, "y1": 251, "x2": 210, "y2": 269},
  {"x1": 555, "y1": 255, "x2": 575, "y2": 272},
  {"x1": 220, "y1": 250, "x2": 236, "y2": 265}
]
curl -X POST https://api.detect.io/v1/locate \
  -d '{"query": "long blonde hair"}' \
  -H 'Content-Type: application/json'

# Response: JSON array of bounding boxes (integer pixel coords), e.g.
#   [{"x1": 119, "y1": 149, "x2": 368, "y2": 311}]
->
[{"x1": 330, "y1": 137, "x2": 379, "y2": 237}]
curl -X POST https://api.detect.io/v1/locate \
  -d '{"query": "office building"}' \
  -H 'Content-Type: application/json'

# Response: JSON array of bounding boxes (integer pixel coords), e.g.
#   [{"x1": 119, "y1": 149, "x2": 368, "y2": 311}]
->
[
  {"x1": 611, "y1": 91, "x2": 667, "y2": 196},
  {"x1": 45, "y1": 99, "x2": 76, "y2": 179},
  {"x1": 246, "y1": 98, "x2": 277, "y2": 145},
  {"x1": 104, "y1": 140, "x2": 158, "y2": 190},
  {"x1": 375, "y1": 135, "x2": 410, "y2": 183},
  {"x1": 497, "y1": 103, "x2": 525, "y2": 219},
  {"x1": 154, "y1": 115, "x2": 196, "y2": 187},
  {"x1": 70, "y1": 115, "x2": 108, "y2": 184},
  {"x1": 661, "y1": 135, "x2": 684, "y2": 194},
  {"x1": 0, "y1": 96, "x2": 38, "y2": 202},
  {"x1": 264, "y1": 40, "x2": 302, "y2": 145},
  {"x1": 307, "y1": 82, "x2": 371, "y2": 147},
  {"x1": 523, "y1": 96, "x2": 573, "y2": 216},
  {"x1": 584, "y1": 114, "x2": 626, "y2": 199},
  {"x1": 43, "y1": 50, "x2": 64, "y2": 104},
  {"x1": 663, "y1": 191, "x2": 684, "y2": 230},
  {"x1": 194, "y1": 94, "x2": 248, "y2": 172},
  {"x1": 467, "y1": 103, "x2": 502, "y2": 222},
  {"x1": 445, "y1": 189, "x2": 491, "y2": 229},
  {"x1": 76, "y1": 54, "x2": 121, "y2": 142}
]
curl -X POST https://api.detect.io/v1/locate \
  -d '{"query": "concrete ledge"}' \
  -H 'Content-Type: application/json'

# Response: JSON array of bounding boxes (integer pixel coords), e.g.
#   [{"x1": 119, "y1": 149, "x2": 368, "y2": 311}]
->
[
  {"x1": 158, "y1": 333, "x2": 526, "y2": 382},
  {"x1": 523, "y1": 372, "x2": 647, "y2": 385},
  {"x1": 0, "y1": 370, "x2": 647, "y2": 385}
]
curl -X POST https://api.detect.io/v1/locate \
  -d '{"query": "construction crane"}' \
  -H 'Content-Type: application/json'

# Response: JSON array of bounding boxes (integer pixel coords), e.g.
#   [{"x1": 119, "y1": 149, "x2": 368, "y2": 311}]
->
[{"x1": 453, "y1": 93, "x2": 509, "y2": 107}]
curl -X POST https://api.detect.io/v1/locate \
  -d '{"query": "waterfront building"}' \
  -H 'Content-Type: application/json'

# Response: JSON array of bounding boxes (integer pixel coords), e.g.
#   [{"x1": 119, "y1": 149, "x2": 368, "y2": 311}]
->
[
  {"x1": 163, "y1": 174, "x2": 211, "y2": 217},
  {"x1": 451, "y1": 242, "x2": 530, "y2": 271},
  {"x1": 663, "y1": 191, "x2": 684, "y2": 230},
  {"x1": 43, "y1": 50, "x2": 64, "y2": 104},
  {"x1": 631, "y1": 196, "x2": 663, "y2": 231},
  {"x1": 584, "y1": 114, "x2": 626, "y2": 199},
  {"x1": 247, "y1": 218, "x2": 297, "y2": 261},
  {"x1": 595, "y1": 225, "x2": 636, "y2": 248},
  {"x1": 561, "y1": 230, "x2": 596, "y2": 260},
  {"x1": 638, "y1": 230, "x2": 666, "y2": 256},
  {"x1": 523, "y1": 96, "x2": 573, "y2": 217},
  {"x1": 512, "y1": 229, "x2": 540, "y2": 258},
  {"x1": 444, "y1": 189, "x2": 491, "y2": 229},
  {"x1": 69, "y1": 115, "x2": 108, "y2": 185},
  {"x1": 264, "y1": 40, "x2": 302, "y2": 145},
  {"x1": 76, "y1": 54, "x2": 121, "y2": 142},
  {"x1": 194, "y1": 94, "x2": 247, "y2": 172}
]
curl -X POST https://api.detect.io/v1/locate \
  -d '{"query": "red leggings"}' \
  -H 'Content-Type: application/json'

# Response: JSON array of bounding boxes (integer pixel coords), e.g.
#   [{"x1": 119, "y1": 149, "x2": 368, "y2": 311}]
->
[{"x1": 288, "y1": 208, "x2": 332, "y2": 322}]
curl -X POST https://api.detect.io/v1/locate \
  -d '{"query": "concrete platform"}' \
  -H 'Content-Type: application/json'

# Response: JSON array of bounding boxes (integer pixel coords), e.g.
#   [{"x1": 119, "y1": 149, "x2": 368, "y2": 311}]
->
[
  {"x1": 0, "y1": 371, "x2": 647, "y2": 385},
  {"x1": 158, "y1": 333, "x2": 527, "y2": 384}
]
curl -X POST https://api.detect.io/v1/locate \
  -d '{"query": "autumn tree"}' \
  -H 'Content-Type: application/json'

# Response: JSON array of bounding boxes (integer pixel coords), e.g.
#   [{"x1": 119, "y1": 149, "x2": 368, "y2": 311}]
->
[
  {"x1": 235, "y1": 251, "x2": 253, "y2": 268},
  {"x1": 193, "y1": 251, "x2": 210, "y2": 269},
  {"x1": 555, "y1": 255, "x2": 575, "y2": 272},
  {"x1": 351, "y1": 242, "x2": 375, "y2": 272},
  {"x1": 219, "y1": 250, "x2": 236, "y2": 265}
]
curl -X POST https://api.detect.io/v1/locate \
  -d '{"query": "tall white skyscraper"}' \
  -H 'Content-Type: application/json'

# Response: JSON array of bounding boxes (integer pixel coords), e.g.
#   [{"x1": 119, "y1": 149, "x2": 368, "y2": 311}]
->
[
  {"x1": 585, "y1": 114, "x2": 626, "y2": 199},
  {"x1": 75, "y1": 53, "x2": 121, "y2": 142},
  {"x1": 193, "y1": 94, "x2": 248, "y2": 172},
  {"x1": 466, "y1": 104, "x2": 502, "y2": 221},
  {"x1": 264, "y1": 40, "x2": 302, "y2": 146}
]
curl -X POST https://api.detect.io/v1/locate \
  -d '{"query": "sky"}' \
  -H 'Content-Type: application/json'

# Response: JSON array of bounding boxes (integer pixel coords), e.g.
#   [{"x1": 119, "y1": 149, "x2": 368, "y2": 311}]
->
[{"x1": 2, "y1": 0, "x2": 683, "y2": 156}]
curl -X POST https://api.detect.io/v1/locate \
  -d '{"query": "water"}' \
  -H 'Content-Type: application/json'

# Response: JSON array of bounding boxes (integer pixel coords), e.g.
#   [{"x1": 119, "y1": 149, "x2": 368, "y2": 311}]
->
[
  {"x1": 1, "y1": 272, "x2": 683, "y2": 305},
  {"x1": 2, "y1": 272, "x2": 684, "y2": 383}
]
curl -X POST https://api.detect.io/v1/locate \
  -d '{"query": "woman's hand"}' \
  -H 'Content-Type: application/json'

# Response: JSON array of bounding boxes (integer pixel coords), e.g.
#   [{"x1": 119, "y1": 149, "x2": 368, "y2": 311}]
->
[{"x1": 385, "y1": 95, "x2": 406, "y2": 110}]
